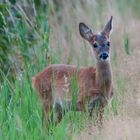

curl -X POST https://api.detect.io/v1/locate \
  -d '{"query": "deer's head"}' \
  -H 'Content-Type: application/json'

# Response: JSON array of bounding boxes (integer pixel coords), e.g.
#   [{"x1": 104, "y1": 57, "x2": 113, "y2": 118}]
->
[{"x1": 79, "y1": 16, "x2": 113, "y2": 62}]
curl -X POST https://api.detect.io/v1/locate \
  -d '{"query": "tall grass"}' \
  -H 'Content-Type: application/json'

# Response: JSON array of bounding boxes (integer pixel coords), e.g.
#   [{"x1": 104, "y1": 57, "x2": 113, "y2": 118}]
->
[
  {"x1": 0, "y1": 0, "x2": 140, "y2": 140},
  {"x1": 0, "y1": 0, "x2": 49, "y2": 139}
]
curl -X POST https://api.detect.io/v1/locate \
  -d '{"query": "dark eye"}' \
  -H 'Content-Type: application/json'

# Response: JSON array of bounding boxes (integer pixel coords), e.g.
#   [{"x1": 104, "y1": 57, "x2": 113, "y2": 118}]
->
[
  {"x1": 107, "y1": 41, "x2": 110, "y2": 46},
  {"x1": 93, "y1": 43, "x2": 98, "y2": 48}
]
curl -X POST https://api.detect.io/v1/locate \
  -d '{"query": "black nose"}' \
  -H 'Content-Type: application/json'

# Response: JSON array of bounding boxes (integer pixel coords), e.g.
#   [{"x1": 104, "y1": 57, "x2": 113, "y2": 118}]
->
[{"x1": 100, "y1": 52, "x2": 108, "y2": 60}]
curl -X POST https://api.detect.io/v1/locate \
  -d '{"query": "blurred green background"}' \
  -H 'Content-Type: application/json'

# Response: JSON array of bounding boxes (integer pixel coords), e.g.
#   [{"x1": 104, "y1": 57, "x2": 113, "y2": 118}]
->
[{"x1": 0, "y1": 0, "x2": 140, "y2": 140}]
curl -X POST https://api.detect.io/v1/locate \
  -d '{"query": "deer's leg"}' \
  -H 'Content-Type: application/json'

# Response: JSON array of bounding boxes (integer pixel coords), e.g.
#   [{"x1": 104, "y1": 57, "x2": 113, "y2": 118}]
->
[
  {"x1": 76, "y1": 91, "x2": 85, "y2": 111},
  {"x1": 48, "y1": 102, "x2": 63, "y2": 125},
  {"x1": 54, "y1": 103, "x2": 63, "y2": 123},
  {"x1": 43, "y1": 101, "x2": 53, "y2": 125},
  {"x1": 96, "y1": 96, "x2": 107, "y2": 127},
  {"x1": 89, "y1": 95, "x2": 106, "y2": 127},
  {"x1": 42, "y1": 90, "x2": 53, "y2": 126},
  {"x1": 42, "y1": 101, "x2": 53, "y2": 136},
  {"x1": 97, "y1": 105, "x2": 104, "y2": 127},
  {"x1": 88, "y1": 95, "x2": 100, "y2": 117},
  {"x1": 76, "y1": 100, "x2": 84, "y2": 111}
]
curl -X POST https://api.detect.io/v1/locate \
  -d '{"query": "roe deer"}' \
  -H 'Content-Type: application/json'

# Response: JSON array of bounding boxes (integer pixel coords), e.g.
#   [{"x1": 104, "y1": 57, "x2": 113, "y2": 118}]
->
[{"x1": 32, "y1": 16, "x2": 114, "y2": 126}]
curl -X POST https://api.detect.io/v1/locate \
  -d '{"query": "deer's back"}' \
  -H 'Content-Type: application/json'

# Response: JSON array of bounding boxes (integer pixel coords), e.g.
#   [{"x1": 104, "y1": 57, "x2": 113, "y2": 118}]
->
[{"x1": 32, "y1": 64, "x2": 96, "y2": 103}]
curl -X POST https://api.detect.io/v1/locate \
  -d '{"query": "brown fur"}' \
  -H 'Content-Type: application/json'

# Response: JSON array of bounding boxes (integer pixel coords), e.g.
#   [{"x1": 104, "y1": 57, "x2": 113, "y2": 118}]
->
[{"x1": 32, "y1": 63, "x2": 113, "y2": 124}]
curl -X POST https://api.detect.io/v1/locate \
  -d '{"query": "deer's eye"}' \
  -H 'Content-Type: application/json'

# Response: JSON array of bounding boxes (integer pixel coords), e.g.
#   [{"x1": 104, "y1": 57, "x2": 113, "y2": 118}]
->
[
  {"x1": 107, "y1": 41, "x2": 110, "y2": 46},
  {"x1": 93, "y1": 43, "x2": 98, "y2": 48}
]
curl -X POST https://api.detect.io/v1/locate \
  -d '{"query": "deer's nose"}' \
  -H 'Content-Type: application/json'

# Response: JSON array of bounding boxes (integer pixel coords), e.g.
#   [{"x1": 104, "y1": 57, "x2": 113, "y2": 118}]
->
[{"x1": 100, "y1": 52, "x2": 108, "y2": 60}]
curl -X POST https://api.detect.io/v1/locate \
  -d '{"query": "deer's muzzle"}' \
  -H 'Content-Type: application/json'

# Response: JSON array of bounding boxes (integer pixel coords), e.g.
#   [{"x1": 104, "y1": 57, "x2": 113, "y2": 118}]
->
[{"x1": 99, "y1": 52, "x2": 109, "y2": 60}]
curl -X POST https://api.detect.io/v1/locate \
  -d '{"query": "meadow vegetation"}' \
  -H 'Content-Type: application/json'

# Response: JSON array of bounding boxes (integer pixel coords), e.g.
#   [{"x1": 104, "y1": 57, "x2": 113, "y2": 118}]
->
[{"x1": 0, "y1": 0, "x2": 140, "y2": 140}]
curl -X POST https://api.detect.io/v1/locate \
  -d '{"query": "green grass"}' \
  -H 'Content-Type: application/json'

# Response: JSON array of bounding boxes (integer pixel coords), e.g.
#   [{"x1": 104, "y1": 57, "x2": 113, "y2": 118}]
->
[
  {"x1": 0, "y1": 66, "x2": 126, "y2": 140},
  {"x1": 0, "y1": 71, "x2": 89, "y2": 140},
  {"x1": 0, "y1": 75, "x2": 42, "y2": 139},
  {"x1": 124, "y1": 32, "x2": 130, "y2": 55},
  {"x1": 1, "y1": 0, "x2": 139, "y2": 139}
]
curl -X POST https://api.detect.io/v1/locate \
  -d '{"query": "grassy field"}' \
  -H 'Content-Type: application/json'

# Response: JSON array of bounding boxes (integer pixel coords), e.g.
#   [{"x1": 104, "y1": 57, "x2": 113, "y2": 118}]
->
[{"x1": 0, "y1": 0, "x2": 140, "y2": 140}]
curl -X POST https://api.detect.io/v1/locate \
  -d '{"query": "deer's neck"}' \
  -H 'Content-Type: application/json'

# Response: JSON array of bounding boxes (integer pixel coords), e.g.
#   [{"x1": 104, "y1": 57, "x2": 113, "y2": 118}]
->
[{"x1": 96, "y1": 60, "x2": 112, "y2": 96}]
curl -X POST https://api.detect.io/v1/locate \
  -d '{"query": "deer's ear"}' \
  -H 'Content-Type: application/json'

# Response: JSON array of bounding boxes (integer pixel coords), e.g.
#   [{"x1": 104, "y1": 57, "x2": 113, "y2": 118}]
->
[
  {"x1": 79, "y1": 23, "x2": 94, "y2": 41},
  {"x1": 102, "y1": 16, "x2": 113, "y2": 37}
]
